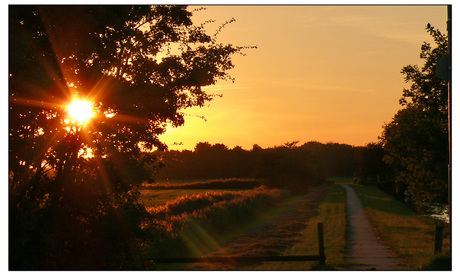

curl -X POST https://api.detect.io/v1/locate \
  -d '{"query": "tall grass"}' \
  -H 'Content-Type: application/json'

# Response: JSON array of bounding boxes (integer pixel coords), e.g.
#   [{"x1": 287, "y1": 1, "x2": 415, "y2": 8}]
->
[
  {"x1": 139, "y1": 189, "x2": 213, "y2": 207},
  {"x1": 147, "y1": 191, "x2": 237, "y2": 218},
  {"x1": 143, "y1": 186, "x2": 286, "y2": 264}
]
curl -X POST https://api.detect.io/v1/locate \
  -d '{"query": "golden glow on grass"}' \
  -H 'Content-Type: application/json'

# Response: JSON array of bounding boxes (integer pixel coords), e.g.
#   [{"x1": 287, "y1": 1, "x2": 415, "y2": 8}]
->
[
  {"x1": 246, "y1": 184, "x2": 347, "y2": 270},
  {"x1": 353, "y1": 185, "x2": 451, "y2": 270},
  {"x1": 67, "y1": 99, "x2": 94, "y2": 124},
  {"x1": 352, "y1": 184, "x2": 451, "y2": 269}
]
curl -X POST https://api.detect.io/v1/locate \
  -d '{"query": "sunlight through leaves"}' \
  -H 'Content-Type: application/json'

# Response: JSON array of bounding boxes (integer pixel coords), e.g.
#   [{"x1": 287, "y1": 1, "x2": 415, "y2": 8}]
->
[{"x1": 67, "y1": 98, "x2": 95, "y2": 124}]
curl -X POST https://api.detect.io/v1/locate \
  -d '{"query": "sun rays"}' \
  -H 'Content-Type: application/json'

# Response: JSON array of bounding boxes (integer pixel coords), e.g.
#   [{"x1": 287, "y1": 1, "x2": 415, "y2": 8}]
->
[{"x1": 67, "y1": 98, "x2": 95, "y2": 124}]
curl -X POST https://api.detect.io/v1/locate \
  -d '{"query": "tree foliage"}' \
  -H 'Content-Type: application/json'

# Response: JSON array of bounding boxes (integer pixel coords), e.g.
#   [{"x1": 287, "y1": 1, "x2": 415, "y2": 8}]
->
[
  {"x1": 155, "y1": 141, "x2": 364, "y2": 191},
  {"x1": 257, "y1": 144, "x2": 326, "y2": 191},
  {"x1": 9, "y1": 5, "x2": 249, "y2": 269},
  {"x1": 359, "y1": 142, "x2": 398, "y2": 196},
  {"x1": 380, "y1": 24, "x2": 448, "y2": 208}
]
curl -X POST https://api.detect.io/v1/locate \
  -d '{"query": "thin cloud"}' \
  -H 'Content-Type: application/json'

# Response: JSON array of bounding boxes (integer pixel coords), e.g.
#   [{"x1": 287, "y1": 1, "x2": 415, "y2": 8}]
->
[{"x1": 205, "y1": 84, "x2": 252, "y2": 92}]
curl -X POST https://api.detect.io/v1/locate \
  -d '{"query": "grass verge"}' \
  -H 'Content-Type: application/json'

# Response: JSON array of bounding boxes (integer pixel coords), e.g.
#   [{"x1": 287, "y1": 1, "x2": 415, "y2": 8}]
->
[
  {"x1": 351, "y1": 184, "x2": 451, "y2": 270},
  {"x1": 247, "y1": 184, "x2": 347, "y2": 270}
]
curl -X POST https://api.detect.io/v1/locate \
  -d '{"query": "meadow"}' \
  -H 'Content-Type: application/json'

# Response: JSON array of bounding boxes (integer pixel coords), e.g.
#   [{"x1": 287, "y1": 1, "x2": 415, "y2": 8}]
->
[
  {"x1": 139, "y1": 178, "x2": 450, "y2": 270},
  {"x1": 140, "y1": 179, "x2": 285, "y2": 266},
  {"x1": 139, "y1": 178, "x2": 331, "y2": 269},
  {"x1": 244, "y1": 183, "x2": 347, "y2": 270},
  {"x1": 139, "y1": 178, "x2": 260, "y2": 206}
]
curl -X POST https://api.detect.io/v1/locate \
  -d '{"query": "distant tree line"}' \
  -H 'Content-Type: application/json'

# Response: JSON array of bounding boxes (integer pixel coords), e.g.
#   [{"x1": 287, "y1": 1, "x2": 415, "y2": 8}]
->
[{"x1": 153, "y1": 141, "x2": 383, "y2": 190}]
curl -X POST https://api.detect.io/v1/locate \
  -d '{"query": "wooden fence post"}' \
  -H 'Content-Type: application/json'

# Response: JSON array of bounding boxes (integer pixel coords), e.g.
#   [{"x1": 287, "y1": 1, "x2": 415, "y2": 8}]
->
[
  {"x1": 435, "y1": 225, "x2": 443, "y2": 254},
  {"x1": 317, "y1": 222, "x2": 325, "y2": 265}
]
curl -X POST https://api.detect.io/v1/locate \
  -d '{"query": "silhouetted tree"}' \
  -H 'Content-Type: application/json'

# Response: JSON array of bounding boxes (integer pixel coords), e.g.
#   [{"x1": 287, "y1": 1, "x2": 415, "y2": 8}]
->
[
  {"x1": 284, "y1": 140, "x2": 300, "y2": 149},
  {"x1": 300, "y1": 141, "x2": 361, "y2": 177},
  {"x1": 157, "y1": 141, "x2": 365, "y2": 183},
  {"x1": 9, "y1": 5, "x2": 249, "y2": 269},
  {"x1": 194, "y1": 141, "x2": 213, "y2": 152},
  {"x1": 360, "y1": 142, "x2": 397, "y2": 196},
  {"x1": 252, "y1": 144, "x2": 263, "y2": 152},
  {"x1": 258, "y1": 144, "x2": 325, "y2": 192},
  {"x1": 380, "y1": 24, "x2": 448, "y2": 209}
]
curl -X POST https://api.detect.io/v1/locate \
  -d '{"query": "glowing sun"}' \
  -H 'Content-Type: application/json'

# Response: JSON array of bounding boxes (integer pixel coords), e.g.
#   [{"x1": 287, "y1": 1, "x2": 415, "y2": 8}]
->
[{"x1": 67, "y1": 99, "x2": 94, "y2": 124}]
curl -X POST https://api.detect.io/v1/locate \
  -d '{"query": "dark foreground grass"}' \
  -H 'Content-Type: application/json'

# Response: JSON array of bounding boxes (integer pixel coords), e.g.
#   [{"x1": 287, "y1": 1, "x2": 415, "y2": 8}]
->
[
  {"x1": 352, "y1": 184, "x2": 451, "y2": 270},
  {"x1": 248, "y1": 184, "x2": 347, "y2": 270}
]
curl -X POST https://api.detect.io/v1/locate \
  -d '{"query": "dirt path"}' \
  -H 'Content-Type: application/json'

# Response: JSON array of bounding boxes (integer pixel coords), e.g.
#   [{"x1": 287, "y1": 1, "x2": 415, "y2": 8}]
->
[
  {"x1": 186, "y1": 185, "x2": 328, "y2": 270},
  {"x1": 342, "y1": 184, "x2": 407, "y2": 270}
]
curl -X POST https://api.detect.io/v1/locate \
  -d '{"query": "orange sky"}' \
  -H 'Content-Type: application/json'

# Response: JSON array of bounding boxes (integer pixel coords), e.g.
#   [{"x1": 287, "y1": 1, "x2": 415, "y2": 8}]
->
[{"x1": 158, "y1": 5, "x2": 448, "y2": 150}]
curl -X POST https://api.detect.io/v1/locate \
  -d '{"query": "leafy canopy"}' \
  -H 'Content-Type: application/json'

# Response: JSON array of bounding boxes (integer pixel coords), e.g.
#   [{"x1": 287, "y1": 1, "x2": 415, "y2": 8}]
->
[
  {"x1": 380, "y1": 24, "x2": 448, "y2": 207},
  {"x1": 9, "y1": 5, "x2": 251, "y2": 269}
]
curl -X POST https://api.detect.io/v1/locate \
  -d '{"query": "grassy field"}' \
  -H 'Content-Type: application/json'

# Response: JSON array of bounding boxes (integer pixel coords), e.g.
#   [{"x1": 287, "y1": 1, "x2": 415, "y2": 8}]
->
[
  {"x1": 139, "y1": 178, "x2": 257, "y2": 207},
  {"x1": 144, "y1": 178, "x2": 260, "y2": 189},
  {"x1": 141, "y1": 185, "x2": 288, "y2": 268},
  {"x1": 139, "y1": 177, "x2": 450, "y2": 270},
  {"x1": 139, "y1": 179, "x2": 334, "y2": 270},
  {"x1": 351, "y1": 184, "x2": 451, "y2": 270},
  {"x1": 139, "y1": 189, "x2": 234, "y2": 207},
  {"x1": 246, "y1": 184, "x2": 347, "y2": 270},
  {"x1": 140, "y1": 179, "x2": 347, "y2": 270}
]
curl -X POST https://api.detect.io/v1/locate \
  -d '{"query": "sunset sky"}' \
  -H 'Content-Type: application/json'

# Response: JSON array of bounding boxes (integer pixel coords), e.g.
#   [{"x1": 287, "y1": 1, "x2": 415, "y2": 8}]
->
[{"x1": 159, "y1": 5, "x2": 449, "y2": 151}]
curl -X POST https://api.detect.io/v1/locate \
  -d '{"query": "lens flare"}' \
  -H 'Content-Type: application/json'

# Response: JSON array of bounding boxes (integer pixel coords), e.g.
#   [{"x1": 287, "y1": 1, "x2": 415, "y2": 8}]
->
[{"x1": 67, "y1": 99, "x2": 94, "y2": 124}]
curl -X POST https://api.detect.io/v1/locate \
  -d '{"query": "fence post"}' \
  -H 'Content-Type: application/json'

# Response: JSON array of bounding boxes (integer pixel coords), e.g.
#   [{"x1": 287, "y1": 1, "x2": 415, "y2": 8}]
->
[
  {"x1": 435, "y1": 225, "x2": 443, "y2": 254},
  {"x1": 317, "y1": 222, "x2": 325, "y2": 265}
]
